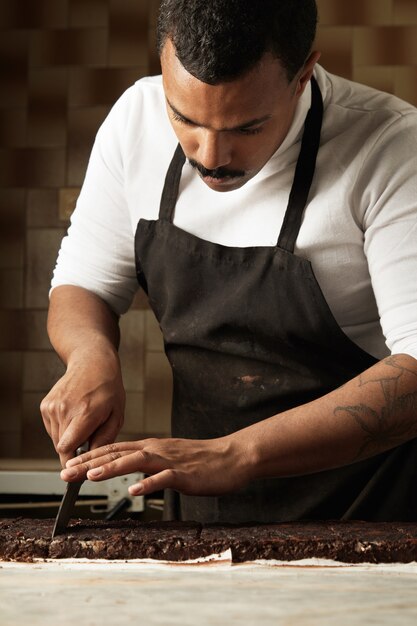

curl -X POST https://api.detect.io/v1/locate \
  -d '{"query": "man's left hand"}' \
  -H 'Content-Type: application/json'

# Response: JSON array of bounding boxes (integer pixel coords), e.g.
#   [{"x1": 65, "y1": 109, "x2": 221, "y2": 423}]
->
[{"x1": 60, "y1": 435, "x2": 253, "y2": 497}]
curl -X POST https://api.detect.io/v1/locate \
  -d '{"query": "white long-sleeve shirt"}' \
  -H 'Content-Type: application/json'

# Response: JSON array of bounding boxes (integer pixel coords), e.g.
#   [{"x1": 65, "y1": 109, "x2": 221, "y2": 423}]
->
[{"x1": 51, "y1": 64, "x2": 417, "y2": 361}]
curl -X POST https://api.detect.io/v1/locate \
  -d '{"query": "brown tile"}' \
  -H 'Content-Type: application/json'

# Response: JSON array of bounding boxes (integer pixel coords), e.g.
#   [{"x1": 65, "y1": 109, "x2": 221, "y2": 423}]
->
[
  {"x1": 395, "y1": 67, "x2": 417, "y2": 106},
  {"x1": 144, "y1": 351, "x2": 172, "y2": 435},
  {"x1": 69, "y1": 67, "x2": 144, "y2": 106},
  {"x1": 317, "y1": 0, "x2": 393, "y2": 25},
  {"x1": 120, "y1": 391, "x2": 145, "y2": 434},
  {"x1": 28, "y1": 68, "x2": 68, "y2": 147},
  {"x1": 25, "y1": 228, "x2": 66, "y2": 308},
  {"x1": 30, "y1": 28, "x2": 108, "y2": 67},
  {"x1": 0, "y1": 431, "x2": 21, "y2": 458},
  {"x1": 67, "y1": 106, "x2": 109, "y2": 186},
  {"x1": 0, "y1": 188, "x2": 26, "y2": 212},
  {"x1": 69, "y1": 0, "x2": 109, "y2": 27},
  {"x1": 0, "y1": 148, "x2": 66, "y2": 187},
  {"x1": 353, "y1": 27, "x2": 417, "y2": 66},
  {"x1": 353, "y1": 66, "x2": 396, "y2": 95},
  {"x1": 145, "y1": 310, "x2": 164, "y2": 352},
  {"x1": 23, "y1": 351, "x2": 66, "y2": 392},
  {"x1": 28, "y1": 68, "x2": 68, "y2": 104},
  {"x1": 0, "y1": 188, "x2": 25, "y2": 269},
  {"x1": 0, "y1": 269, "x2": 24, "y2": 308},
  {"x1": 21, "y1": 431, "x2": 56, "y2": 458},
  {"x1": 109, "y1": 0, "x2": 149, "y2": 67},
  {"x1": 148, "y1": 0, "x2": 161, "y2": 74},
  {"x1": 0, "y1": 0, "x2": 68, "y2": 28},
  {"x1": 131, "y1": 289, "x2": 150, "y2": 310},
  {"x1": 0, "y1": 228, "x2": 25, "y2": 270},
  {"x1": 315, "y1": 27, "x2": 354, "y2": 79},
  {"x1": 0, "y1": 109, "x2": 27, "y2": 148},
  {"x1": 148, "y1": 24, "x2": 161, "y2": 76},
  {"x1": 0, "y1": 351, "x2": 23, "y2": 426},
  {"x1": 148, "y1": 0, "x2": 160, "y2": 27},
  {"x1": 0, "y1": 409, "x2": 21, "y2": 432},
  {"x1": 25, "y1": 310, "x2": 50, "y2": 350},
  {"x1": 22, "y1": 391, "x2": 57, "y2": 458},
  {"x1": 0, "y1": 31, "x2": 29, "y2": 107},
  {"x1": 0, "y1": 311, "x2": 26, "y2": 350},
  {"x1": 119, "y1": 310, "x2": 145, "y2": 392},
  {"x1": 27, "y1": 189, "x2": 60, "y2": 227},
  {"x1": 58, "y1": 187, "x2": 80, "y2": 221},
  {"x1": 21, "y1": 391, "x2": 46, "y2": 427},
  {"x1": 0, "y1": 310, "x2": 50, "y2": 352},
  {"x1": 393, "y1": 0, "x2": 417, "y2": 24}
]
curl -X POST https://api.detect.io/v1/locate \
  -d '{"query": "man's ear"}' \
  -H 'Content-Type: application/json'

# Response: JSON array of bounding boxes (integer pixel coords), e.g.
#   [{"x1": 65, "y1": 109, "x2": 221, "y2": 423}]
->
[{"x1": 294, "y1": 51, "x2": 321, "y2": 97}]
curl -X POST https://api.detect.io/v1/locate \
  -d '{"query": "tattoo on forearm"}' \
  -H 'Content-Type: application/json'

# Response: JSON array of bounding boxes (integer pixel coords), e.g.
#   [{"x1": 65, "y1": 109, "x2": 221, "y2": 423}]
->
[{"x1": 334, "y1": 356, "x2": 417, "y2": 460}]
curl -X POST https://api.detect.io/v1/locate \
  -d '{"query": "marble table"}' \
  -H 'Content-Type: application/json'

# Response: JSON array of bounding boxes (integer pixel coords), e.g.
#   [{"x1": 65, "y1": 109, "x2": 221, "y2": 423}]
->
[{"x1": 1, "y1": 559, "x2": 417, "y2": 625}]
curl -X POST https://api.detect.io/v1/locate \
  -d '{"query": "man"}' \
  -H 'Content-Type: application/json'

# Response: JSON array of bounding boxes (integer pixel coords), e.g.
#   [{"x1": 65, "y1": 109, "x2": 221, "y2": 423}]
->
[{"x1": 42, "y1": 0, "x2": 417, "y2": 523}]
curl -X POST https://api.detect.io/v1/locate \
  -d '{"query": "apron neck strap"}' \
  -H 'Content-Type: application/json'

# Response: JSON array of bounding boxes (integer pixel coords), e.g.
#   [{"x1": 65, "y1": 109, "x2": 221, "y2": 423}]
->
[
  {"x1": 277, "y1": 76, "x2": 323, "y2": 252},
  {"x1": 159, "y1": 142, "x2": 186, "y2": 221}
]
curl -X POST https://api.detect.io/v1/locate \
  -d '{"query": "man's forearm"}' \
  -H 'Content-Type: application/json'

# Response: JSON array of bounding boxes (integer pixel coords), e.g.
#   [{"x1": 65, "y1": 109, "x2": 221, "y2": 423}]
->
[
  {"x1": 43, "y1": 285, "x2": 125, "y2": 465},
  {"x1": 58, "y1": 352, "x2": 417, "y2": 499},
  {"x1": 48, "y1": 285, "x2": 120, "y2": 365},
  {"x1": 242, "y1": 353, "x2": 417, "y2": 480}
]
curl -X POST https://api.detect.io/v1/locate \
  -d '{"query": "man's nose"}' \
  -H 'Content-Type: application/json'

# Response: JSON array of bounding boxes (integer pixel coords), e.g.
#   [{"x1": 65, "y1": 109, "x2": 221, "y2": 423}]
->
[{"x1": 196, "y1": 130, "x2": 232, "y2": 171}]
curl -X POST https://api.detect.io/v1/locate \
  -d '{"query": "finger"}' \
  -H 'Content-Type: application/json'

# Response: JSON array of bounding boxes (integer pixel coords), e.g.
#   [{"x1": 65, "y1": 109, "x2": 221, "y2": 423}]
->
[
  {"x1": 59, "y1": 451, "x2": 73, "y2": 469},
  {"x1": 56, "y1": 422, "x2": 74, "y2": 467},
  {"x1": 56, "y1": 414, "x2": 103, "y2": 459},
  {"x1": 49, "y1": 416, "x2": 60, "y2": 453},
  {"x1": 60, "y1": 416, "x2": 124, "y2": 474},
  {"x1": 129, "y1": 469, "x2": 177, "y2": 496},
  {"x1": 57, "y1": 437, "x2": 88, "y2": 469},
  {"x1": 40, "y1": 396, "x2": 52, "y2": 437},
  {"x1": 40, "y1": 396, "x2": 63, "y2": 448},
  {"x1": 88, "y1": 450, "x2": 159, "y2": 482},
  {"x1": 40, "y1": 397, "x2": 64, "y2": 464},
  {"x1": 66, "y1": 441, "x2": 141, "y2": 467},
  {"x1": 61, "y1": 449, "x2": 150, "y2": 482}
]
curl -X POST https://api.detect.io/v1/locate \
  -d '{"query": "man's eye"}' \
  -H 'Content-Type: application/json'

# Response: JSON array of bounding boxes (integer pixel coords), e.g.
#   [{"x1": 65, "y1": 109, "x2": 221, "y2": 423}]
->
[
  {"x1": 172, "y1": 112, "x2": 192, "y2": 125},
  {"x1": 238, "y1": 126, "x2": 263, "y2": 136}
]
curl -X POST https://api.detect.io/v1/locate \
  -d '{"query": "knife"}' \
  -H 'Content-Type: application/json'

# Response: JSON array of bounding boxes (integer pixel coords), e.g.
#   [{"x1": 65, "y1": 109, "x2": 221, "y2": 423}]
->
[{"x1": 52, "y1": 441, "x2": 89, "y2": 538}]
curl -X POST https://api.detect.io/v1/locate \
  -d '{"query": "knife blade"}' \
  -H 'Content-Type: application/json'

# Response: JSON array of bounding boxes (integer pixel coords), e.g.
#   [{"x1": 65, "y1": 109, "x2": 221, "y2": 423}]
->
[{"x1": 52, "y1": 441, "x2": 89, "y2": 538}]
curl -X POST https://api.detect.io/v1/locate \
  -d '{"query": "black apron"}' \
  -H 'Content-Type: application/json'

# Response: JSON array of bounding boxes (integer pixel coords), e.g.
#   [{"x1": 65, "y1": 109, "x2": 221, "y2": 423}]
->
[{"x1": 135, "y1": 78, "x2": 417, "y2": 523}]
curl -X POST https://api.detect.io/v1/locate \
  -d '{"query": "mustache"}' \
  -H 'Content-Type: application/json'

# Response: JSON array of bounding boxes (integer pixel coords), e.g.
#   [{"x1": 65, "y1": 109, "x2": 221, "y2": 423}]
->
[{"x1": 188, "y1": 158, "x2": 245, "y2": 180}]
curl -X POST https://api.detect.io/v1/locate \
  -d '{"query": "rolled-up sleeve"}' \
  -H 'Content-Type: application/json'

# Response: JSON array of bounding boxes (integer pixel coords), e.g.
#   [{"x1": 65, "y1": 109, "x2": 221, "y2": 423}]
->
[
  {"x1": 51, "y1": 87, "x2": 139, "y2": 315},
  {"x1": 361, "y1": 110, "x2": 417, "y2": 361}
]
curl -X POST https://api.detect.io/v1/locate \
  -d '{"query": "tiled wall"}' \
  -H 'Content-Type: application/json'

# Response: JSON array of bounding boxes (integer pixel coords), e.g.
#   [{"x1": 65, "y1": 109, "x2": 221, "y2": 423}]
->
[
  {"x1": 316, "y1": 0, "x2": 417, "y2": 102},
  {"x1": 0, "y1": 0, "x2": 416, "y2": 459}
]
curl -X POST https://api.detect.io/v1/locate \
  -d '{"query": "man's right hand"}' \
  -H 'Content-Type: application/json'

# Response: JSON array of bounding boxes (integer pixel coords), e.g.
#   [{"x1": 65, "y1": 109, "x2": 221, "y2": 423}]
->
[
  {"x1": 40, "y1": 348, "x2": 125, "y2": 467},
  {"x1": 41, "y1": 285, "x2": 126, "y2": 468}
]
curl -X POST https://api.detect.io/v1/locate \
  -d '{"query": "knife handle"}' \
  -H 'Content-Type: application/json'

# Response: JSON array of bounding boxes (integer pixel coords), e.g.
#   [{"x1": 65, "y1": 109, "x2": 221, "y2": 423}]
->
[{"x1": 75, "y1": 441, "x2": 89, "y2": 457}]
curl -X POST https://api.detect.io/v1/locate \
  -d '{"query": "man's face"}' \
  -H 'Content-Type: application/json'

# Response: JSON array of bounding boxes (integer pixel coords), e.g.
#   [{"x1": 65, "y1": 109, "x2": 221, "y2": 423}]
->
[{"x1": 161, "y1": 39, "x2": 313, "y2": 192}]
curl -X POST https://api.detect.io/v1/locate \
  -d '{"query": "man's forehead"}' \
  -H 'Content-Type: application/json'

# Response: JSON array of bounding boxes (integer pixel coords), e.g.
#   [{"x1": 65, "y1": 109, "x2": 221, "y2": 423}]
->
[{"x1": 161, "y1": 39, "x2": 291, "y2": 124}]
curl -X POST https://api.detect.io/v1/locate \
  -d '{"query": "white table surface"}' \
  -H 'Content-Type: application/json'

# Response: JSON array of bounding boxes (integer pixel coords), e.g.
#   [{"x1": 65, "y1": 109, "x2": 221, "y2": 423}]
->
[{"x1": 1, "y1": 559, "x2": 417, "y2": 626}]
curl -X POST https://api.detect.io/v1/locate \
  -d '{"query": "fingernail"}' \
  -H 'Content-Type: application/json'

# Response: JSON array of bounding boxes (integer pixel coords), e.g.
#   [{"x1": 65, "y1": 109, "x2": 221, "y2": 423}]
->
[
  {"x1": 129, "y1": 483, "x2": 143, "y2": 495},
  {"x1": 88, "y1": 467, "x2": 104, "y2": 478},
  {"x1": 61, "y1": 468, "x2": 77, "y2": 480}
]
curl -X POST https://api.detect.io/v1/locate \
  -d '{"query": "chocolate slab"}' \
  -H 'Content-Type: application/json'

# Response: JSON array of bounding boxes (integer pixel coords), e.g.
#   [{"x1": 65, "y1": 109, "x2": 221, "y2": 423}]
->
[{"x1": 1, "y1": 518, "x2": 417, "y2": 563}]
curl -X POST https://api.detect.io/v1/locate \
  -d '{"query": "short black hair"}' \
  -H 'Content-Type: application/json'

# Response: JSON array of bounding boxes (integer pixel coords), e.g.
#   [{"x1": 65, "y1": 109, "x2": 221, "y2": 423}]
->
[{"x1": 157, "y1": 0, "x2": 318, "y2": 84}]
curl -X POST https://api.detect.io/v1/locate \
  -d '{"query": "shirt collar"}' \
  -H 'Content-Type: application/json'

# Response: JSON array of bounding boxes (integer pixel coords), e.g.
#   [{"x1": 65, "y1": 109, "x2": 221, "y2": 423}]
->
[{"x1": 247, "y1": 70, "x2": 324, "y2": 185}]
